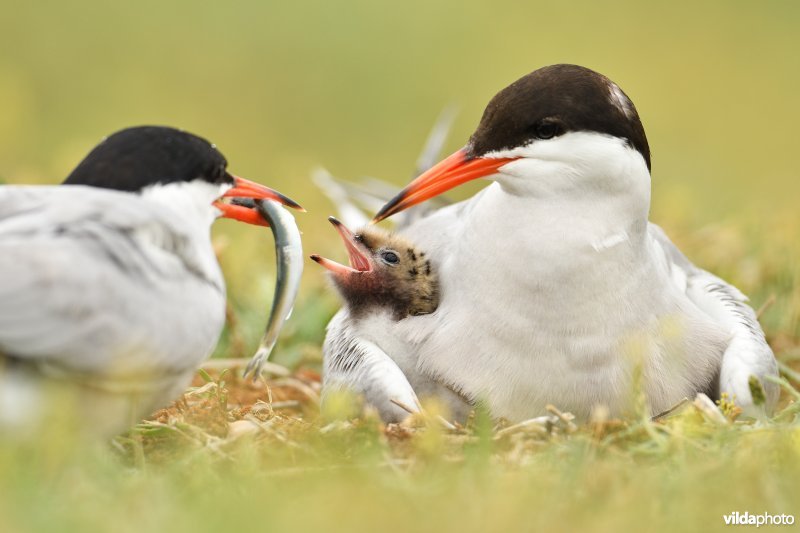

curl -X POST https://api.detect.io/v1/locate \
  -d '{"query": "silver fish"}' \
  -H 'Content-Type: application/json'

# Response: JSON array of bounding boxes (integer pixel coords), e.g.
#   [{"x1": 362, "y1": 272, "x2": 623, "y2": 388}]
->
[{"x1": 235, "y1": 198, "x2": 304, "y2": 378}]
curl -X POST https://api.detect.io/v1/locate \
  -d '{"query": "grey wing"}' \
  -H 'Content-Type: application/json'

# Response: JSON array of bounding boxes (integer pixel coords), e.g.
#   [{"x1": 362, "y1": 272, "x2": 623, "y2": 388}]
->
[
  {"x1": 649, "y1": 223, "x2": 779, "y2": 414},
  {"x1": 0, "y1": 186, "x2": 224, "y2": 378},
  {"x1": 322, "y1": 311, "x2": 420, "y2": 422}
]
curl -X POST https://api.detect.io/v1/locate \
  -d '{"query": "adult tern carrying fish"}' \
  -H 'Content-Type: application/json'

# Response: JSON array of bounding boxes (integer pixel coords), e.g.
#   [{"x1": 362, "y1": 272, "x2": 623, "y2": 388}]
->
[
  {"x1": 327, "y1": 64, "x2": 779, "y2": 422},
  {"x1": 231, "y1": 197, "x2": 304, "y2": 379},
  {"x1": 0, "y1": 126, "x2": 303, "y2": 438}
]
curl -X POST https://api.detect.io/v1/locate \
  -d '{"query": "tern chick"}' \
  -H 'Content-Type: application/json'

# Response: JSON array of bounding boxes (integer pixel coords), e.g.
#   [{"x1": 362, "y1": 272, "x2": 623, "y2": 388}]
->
[
  {"x1": 311, "y1": 217, "x2": 453, "y2": 422},
  {"x1": 311, "y1": 217, "x2": 439, "y2": 320}
]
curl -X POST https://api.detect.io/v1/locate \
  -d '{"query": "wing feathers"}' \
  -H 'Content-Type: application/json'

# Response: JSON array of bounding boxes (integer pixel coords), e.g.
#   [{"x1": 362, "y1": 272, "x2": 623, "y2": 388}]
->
[{"x1": 650, "y1": 223, "x2": 778, "y2": 413}]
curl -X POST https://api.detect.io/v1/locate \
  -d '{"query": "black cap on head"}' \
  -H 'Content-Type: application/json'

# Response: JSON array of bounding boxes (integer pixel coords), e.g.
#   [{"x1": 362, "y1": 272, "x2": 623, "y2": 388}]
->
[
  {"x1": 63, "y1": 126, "x2": 232, "y2": 191},
  {"x1": 467, "y1": 64, "x2": 651, "y2": 170}
]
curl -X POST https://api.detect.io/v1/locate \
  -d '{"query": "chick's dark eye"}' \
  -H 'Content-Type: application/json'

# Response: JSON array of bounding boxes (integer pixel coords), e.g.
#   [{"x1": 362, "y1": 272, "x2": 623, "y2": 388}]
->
[
  {"x1": 534, "y1": 122, "x2": 558, "y2": 140},
  {"x1": 381, "y1": 251, "x2": 399, "y2": 265}
]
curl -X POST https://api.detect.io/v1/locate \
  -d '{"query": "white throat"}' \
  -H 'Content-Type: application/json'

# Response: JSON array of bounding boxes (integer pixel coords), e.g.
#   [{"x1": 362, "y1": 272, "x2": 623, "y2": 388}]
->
[
  {"x1": 140, "y1": 180, "x2": 228, "y2": 230},
  {"x1": 136, "y1": 180, "x2": 228, "y2": 288},
  {"x1": 462, "y1": 132, "x2": 652, "y2": 280}
]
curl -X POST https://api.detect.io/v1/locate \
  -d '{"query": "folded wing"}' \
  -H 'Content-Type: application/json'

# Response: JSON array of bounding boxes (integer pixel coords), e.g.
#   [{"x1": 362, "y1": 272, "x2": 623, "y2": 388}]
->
[{"x1": 649, "y1": 223, "x2": 779, "y2": 415}]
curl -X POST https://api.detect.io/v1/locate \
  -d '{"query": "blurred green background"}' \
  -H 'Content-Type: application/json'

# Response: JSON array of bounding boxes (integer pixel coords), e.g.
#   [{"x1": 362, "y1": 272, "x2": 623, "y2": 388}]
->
[
  {"x1": 1, "y1": 0, "x2": 798, "y2": 347},
  {"x1": 2, "y1": 3, "x2": 800, "y2": 532}
]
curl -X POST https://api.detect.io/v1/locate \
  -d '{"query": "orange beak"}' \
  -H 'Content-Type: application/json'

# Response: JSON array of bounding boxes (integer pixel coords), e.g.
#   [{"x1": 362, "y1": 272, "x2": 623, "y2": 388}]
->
[
  {"x1": 372, "y1": 149, "x2": 517, "y2": 223},
  {"x1": 214, "y1": 175, "x2": 304, "y2": 226}
]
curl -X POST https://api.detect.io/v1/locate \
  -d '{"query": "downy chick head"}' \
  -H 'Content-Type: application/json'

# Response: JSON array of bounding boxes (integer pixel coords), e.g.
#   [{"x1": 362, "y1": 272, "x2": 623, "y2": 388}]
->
[{"x1": 311, "y1": 217, "x2": 439, "y2": 319}]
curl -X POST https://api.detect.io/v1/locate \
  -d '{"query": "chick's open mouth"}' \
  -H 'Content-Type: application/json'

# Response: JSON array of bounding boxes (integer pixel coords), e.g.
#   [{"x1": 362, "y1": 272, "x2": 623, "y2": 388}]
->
[{"x1": 310, "y1": 217, "x2": 372, "y2": 274}]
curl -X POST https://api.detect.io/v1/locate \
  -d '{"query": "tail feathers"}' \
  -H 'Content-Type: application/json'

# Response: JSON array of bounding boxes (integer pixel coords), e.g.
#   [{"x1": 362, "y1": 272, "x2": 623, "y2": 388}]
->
[
  {"x1": 313, "y1": 106, "x2": 458, "y2": 229},
  {"x1": 415, "y1": 104, "x2": 458, "y2": 177},
  {"x1": 312, "y1": 168, "x2": 372, "y2": 229}
]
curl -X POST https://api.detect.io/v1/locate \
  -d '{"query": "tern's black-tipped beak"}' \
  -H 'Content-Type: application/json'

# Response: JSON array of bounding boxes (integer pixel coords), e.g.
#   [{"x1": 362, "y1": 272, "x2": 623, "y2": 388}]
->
[
  {"x1": 373, "y1": 149, "x2": 516, "y2": 223},
  {"x1": 216, "y1": 180, "x2": 304, "y2": 227},
  {"x1": 223, "y1": 175, "x2": 304, "y2": 211}
]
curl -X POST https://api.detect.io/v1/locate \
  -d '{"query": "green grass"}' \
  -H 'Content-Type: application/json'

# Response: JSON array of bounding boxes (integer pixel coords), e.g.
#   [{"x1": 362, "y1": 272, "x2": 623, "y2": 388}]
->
[
  {"x1": 1, "y1": 1, "x2": 799, "y2": 531},
  {"x1": 1, "y1": 373, "x2": 799, "y2": 533}
]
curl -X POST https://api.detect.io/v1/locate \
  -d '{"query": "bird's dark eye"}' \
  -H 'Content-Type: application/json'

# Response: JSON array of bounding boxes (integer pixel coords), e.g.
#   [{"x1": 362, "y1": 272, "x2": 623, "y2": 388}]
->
[
  {"x1": 380, "y1": 251, "x2": 399, "y2": 265},
  {"x1": 534, "y1": 122, "x2": 558, "y2": 140}
]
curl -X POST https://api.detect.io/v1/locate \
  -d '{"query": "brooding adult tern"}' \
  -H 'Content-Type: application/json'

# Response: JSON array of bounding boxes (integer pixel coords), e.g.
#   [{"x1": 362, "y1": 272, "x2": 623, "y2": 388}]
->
[
  {"x1": 0, "y1": 126, "x2": 302, "y2": 438},
  {"x1": 327, "y1": 64, "x2": 779, "y2": 422}
]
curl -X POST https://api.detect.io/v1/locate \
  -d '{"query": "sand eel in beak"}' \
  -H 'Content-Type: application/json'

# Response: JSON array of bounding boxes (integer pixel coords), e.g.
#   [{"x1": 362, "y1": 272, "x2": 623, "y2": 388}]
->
[
  {"x1": 327, "y1": 64, "x2": 778, "y2": 422},
  {"x1": 230, "y1": 198, "x2": 305, "y2": 380},
  {"x1": 0, "y1": 126, "x2": 303, "y2": 439},
  {"x1": 311, "y1": 218, "x2": 465, "y2": 422}
]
